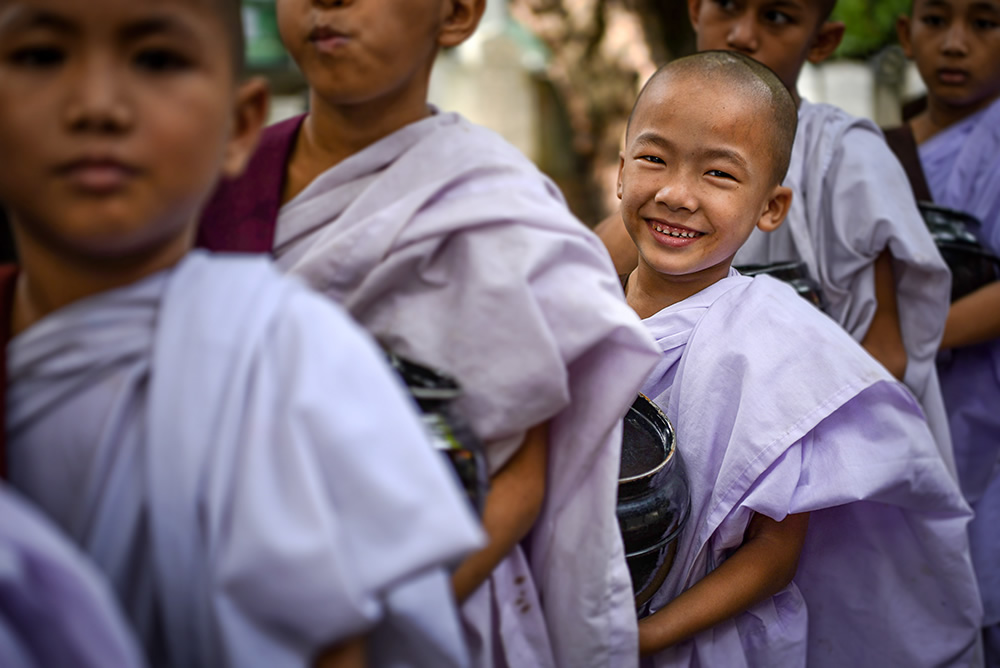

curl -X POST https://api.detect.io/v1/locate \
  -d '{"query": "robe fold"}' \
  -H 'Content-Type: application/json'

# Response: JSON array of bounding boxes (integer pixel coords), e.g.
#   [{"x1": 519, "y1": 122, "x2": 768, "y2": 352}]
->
[
  {"x1": 7, "y1": 251, "x2": 484, "y2": 668},
  {"x1": 199, "y1": 110, "x2": 661, "y2": 668},
  {"x1": 734, "y1": 99, "x2": 955, "y2": 474},
  {"x1": 640, "y1": 271, "x2": 982, "y2": 668},
  {"x1": 0, "y1": 483, "x2": 144, "y2": 668},
  {"x1": 920, "y1": 96, "x2": 1000, "y2": 629}
]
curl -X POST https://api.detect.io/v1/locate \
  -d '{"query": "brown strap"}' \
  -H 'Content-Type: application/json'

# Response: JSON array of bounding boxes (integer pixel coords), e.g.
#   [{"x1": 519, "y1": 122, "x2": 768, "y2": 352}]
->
[
  {"x1": 0, "y1": 264, "x2": 19, "y2": 479},
  {"x1": 884, "y1": 124, "x2": 934, "y2": 204}
]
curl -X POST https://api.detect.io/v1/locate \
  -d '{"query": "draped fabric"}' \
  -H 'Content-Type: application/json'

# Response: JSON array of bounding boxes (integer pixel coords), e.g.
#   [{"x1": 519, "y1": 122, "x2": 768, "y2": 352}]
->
[
  {"x1": 201, "y1": 109, "x2": 661, "y2": 668},
  {"x1": 920, "y1": 97, "x2": 1000, "y2": 628},
  {"x1": 640, "y1": 271, "x2": 981, "y2": 668},
  {"x1": 0, "y1": 484, "x2": 143, "y2": 668},
  {"x1": 734, "y1": 99, "x2": 955, "y2": 475},
  {"x1": 7, "y1": 252, "x2": 483, "y2": 667}
]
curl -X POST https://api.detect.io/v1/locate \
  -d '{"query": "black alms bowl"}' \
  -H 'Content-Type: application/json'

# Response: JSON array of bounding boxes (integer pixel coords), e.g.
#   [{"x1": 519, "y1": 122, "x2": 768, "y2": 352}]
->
[
  {"x1": 617, "y1": 394, "x2": 691, "y2": 617},
  {"x1": 734, "y1": 261, "x2": 825, "y2": 310},
  {"x1": 387, "y1": 352, "x2": 489, "y2": 516},
  {"x1": 919, "y1": 202, "x2": 1000, "y2": 302}
]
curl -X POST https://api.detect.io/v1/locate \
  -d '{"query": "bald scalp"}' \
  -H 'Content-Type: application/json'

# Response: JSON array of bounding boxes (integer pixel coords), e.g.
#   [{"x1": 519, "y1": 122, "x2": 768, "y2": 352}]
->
[{"x1": 627, "y1": 51, "x2": 798, "y2": 186}]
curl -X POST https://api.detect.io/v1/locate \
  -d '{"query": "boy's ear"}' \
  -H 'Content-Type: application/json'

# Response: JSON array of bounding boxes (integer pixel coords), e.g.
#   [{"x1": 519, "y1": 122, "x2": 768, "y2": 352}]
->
[
  {"x1": 687, "y1": 0, "x2": 703, "y2": 31},
  {"x1": 438, "y1": 0, "x2": 486, "y2": 49},
  {"x1": 897, "y1": 15, "x2": 914, "y2": 58},
  {"x1": 221, "y1": 77, "x2": 270, "y2": 179},
  {"x1": 617, "y1": 153, "x2": 625, "y2": 200},
  {"x1": 756, "y1": 185, "x2": 793, "y2": 233},
  {"x1": 806, "y1": 21, "x2": 845, "y2": 65}
]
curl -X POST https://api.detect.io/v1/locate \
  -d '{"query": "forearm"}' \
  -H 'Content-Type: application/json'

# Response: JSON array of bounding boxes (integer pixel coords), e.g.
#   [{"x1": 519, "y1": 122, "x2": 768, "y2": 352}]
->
[
  {"x1": 451, "y1": 422, "x2": 549, "y2": 603},
  {"x1": 314, "y1": 636, "x2": 366, "y2": 668},
  {"x1": 941, "y1": 281, "x2": 1000, "y2": 349},
  {"x1": 861, "y1": 250, "x2": 908, "y2": 380},
  {"x1": 639, "y1": 512, "x2": 809, "y2": 656},
  {"x1": 594, "y1": 211, "x2": 639, "y2": 276}
]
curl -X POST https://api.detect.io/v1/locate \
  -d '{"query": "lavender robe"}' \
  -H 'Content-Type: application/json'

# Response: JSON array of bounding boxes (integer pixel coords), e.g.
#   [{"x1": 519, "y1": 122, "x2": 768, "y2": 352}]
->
[
  {"x1": 641, "y1": 271, "x2": 981, "y2": 668},
  {"x1": 7, "y1": 252, "x2": 483, "y2": 668},
  {"x1": 734, "y1": 99, "x2": 955, "y2": 475},
  {"x1": 202, "y1": 110, "x2": 660, "y2": 667},
  {"x1": 0, "y1": 484, "x2": 143, "y2": 668},
  {"x1": 921, "y1": 96, "x2": 1000, "y2": 628}
]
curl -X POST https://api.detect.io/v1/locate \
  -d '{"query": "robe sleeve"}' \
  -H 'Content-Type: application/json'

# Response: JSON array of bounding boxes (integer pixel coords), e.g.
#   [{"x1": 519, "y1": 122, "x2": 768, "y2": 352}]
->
[
  {"x1": 0, "y1": 485, "x2": 143, "y2": 668},
  {"x1": 147, "y1": 257, "x2": 484, "y2": 668}
]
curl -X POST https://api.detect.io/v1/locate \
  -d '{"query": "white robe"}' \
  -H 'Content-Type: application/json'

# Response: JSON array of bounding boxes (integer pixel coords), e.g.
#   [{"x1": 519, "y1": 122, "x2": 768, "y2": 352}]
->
[
  {"x1": 272, "y1": 111, "x2": 661, "y2": 668},
  {"x1": 0, "y1": 484, "x2": 143, "y2": 668},
  {"x1": 734, "y1": 99, "x2": 955, "y2": 475},
  {"x1": 7, "y1": 252, "x2": 483, "y2": 668}
]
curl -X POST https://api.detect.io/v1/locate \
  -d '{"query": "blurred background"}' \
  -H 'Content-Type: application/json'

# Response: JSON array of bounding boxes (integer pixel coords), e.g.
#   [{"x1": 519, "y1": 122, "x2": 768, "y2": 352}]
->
[{"x1": 221, "y1": 1, "x2": 928, "y2": 224}]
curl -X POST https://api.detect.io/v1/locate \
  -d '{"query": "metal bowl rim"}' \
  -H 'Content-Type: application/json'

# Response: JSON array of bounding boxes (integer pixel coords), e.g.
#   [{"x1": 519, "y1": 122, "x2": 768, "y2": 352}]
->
[{"x1": 618, "y1": 394, "x2": 677, "y2": 485}]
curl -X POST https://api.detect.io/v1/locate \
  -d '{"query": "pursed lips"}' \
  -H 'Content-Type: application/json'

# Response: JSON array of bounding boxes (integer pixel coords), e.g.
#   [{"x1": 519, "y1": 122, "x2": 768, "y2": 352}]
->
[{"x1": 56, "y1": 157, "x2": 140, "y2": 194}]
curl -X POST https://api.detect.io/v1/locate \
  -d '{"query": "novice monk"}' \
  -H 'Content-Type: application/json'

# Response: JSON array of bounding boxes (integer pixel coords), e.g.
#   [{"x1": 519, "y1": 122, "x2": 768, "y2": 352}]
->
[
  {"x1": 619, "y1": 51, "x2": 981, "y2": 668},
  {"x1": 196, "y1": 0, "x2": 661, "y2": 666},
  {"x1": 896, "y1": 0, "x2": 1000, "y2": 661},
  {"x1": 0, "y1": 1, "x2": 484, "y2": 666},
  {"x1": 0, "y1": 483, "x2": 142, "y2": 668},
  {"x1": 597, "y1": 0, "x2": 957, "y2": 473}
]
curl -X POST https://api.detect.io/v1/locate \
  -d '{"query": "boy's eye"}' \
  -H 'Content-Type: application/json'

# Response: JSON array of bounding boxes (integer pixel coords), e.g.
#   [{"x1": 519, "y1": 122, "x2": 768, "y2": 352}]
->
[
  {"x1": 134, "y1": 48, "x2": 192, "y2": 73},
  {"x1": 639, "y1": 155, "x2": 665, "y2": 165},
  {"x1": 8, "y1": 45, "x2": 65, "y2": 68},
  {"x1": 762, "y1": 10, "x2": 793, "y2": 26},
  {"x1": 707, "y1": 169, "x2": 735, "y2": 180},
  {"x1": 920, "y1": 14, "x2": 947, "y2": 28},
  {"x1": 712, "y1": 0, "x2": 740, "y2": 13},
  {"x1": 973, "y1": 17, "x2": 999, "y2": 30}
]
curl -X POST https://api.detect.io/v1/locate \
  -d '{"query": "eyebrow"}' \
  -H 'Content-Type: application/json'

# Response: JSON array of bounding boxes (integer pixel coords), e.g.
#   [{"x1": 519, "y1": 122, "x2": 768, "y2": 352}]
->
[
  {"x1": 0, "y1": 9, "x2": 76, "y2": 35},
  {"x1": 632, "y1": 131, "x2": 750, "y2": 172},
  {"x1": 118, "y1": 14, "x2": 202, "y2": 45}
]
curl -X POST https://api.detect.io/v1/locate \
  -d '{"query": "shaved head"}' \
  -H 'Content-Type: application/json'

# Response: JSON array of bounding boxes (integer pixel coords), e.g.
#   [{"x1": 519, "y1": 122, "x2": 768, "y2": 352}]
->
[{"x1": 627, "y1": 51, "x2": 798, "y2": 185}]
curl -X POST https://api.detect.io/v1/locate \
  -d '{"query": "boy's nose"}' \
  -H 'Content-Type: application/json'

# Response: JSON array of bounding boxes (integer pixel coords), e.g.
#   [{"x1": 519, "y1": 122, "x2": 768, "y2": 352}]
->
[
  {"x1": 655, "y1": 178, "x2": 699, "y2": 213},
  {"x1": 63, "y1": 58, "x2": 132, "y2": 134},
  {"x1": 940, "y1": 22, "x2": 969, "y2": 56},
  {"x1": 726, "y1": 15, "x2": 760, "y2": 54}
]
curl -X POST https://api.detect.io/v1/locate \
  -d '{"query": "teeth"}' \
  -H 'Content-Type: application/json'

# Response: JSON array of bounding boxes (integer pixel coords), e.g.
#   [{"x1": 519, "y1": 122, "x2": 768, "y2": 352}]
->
[{"x1": 653, "y1": 224, "x2": 699, "y2": 239}]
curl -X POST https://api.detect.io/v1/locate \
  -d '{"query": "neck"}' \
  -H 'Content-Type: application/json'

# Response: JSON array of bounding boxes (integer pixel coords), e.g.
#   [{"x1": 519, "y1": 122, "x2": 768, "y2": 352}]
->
[
  {"x1": 913, "y1": 93, "x2": 999, "y2": 144},
  {"x1": 10, "y1": 224, "x2": 191, "y2": 337},
  {"x1": 286, "y1": 79, "x2": 434, "y2": 203},
  {"x1": 625, "y1": 259, "x2": 731, "y2": 320}
]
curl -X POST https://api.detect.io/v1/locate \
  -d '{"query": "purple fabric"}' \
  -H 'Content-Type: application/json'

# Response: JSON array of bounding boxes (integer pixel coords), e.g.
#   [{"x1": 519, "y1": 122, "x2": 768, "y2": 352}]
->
[
  {"x1": 202, "y1": 110, "x2": 661, "y2": 667},
  {"x1": 640, "y1": 271, "x2": 981, "y2": 668},
  {"x1": 0, "y1": 484, "x2": 143, "y2": 668},
  {"x1": 921, "y1": 96, "x2": 1000, "y2": 626},
  {"x1": 734, "y1": 100, "x2": 955, "y2": 475},
  {"x1": 196, "y1": 115, "x2": 303, "y2": 254}
]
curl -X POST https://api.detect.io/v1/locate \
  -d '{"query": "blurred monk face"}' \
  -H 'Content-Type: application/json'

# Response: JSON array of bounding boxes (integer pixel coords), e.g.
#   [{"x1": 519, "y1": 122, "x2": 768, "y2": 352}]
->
[
  {"x1": 617, "y1": 72, "x2": 789, "y2": 290},
  {"x1": 0, "y1": 0, "x2": 264, "y2": 260},
  {"x1": 687, "y1": 0, "x2": 843, "y2": 94},
  {"x1": 899, "y1": 0, "x2": 1000, "y2": 114},
  {"x1": 277, "y1": 0, "x2": 483, "y2": 110}
]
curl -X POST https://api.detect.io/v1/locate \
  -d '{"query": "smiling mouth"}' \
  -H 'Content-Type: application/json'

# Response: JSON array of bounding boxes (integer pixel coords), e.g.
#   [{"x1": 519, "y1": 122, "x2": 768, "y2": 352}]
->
[{"x1": 649, "y1": 221, "x2": 704, "y2": 239}]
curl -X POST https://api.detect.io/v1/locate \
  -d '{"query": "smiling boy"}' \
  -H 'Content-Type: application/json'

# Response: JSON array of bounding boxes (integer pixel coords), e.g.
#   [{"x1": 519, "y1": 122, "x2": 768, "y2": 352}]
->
[
  {"x1": 0, "y1": 0, "x2": 484, "y2": 666},
  {"x1": 599, "y1": 0, "x2": 957, "y2": 474},
  {"x1": 895, "y1": 0, "x2": 1000, "y2": 661},
  {"x1": 619, "y1": 51, "x2": 981, "y2": 668}
]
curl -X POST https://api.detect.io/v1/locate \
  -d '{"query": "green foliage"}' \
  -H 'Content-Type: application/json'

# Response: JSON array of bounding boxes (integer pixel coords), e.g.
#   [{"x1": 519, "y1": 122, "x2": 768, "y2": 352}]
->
[{"x1": 832, "y1": 0, "x2": 912, "y2": 59}]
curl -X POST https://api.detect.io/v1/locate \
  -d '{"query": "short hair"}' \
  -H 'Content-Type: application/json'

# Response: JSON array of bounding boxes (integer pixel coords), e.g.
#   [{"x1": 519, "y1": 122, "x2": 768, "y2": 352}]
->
[
  {"x1": 626, "y1": 51, "x2": 798, "y2": 185},
  {"x1": 212, "y1": 0, "x2": 246, "y2": 77}
]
